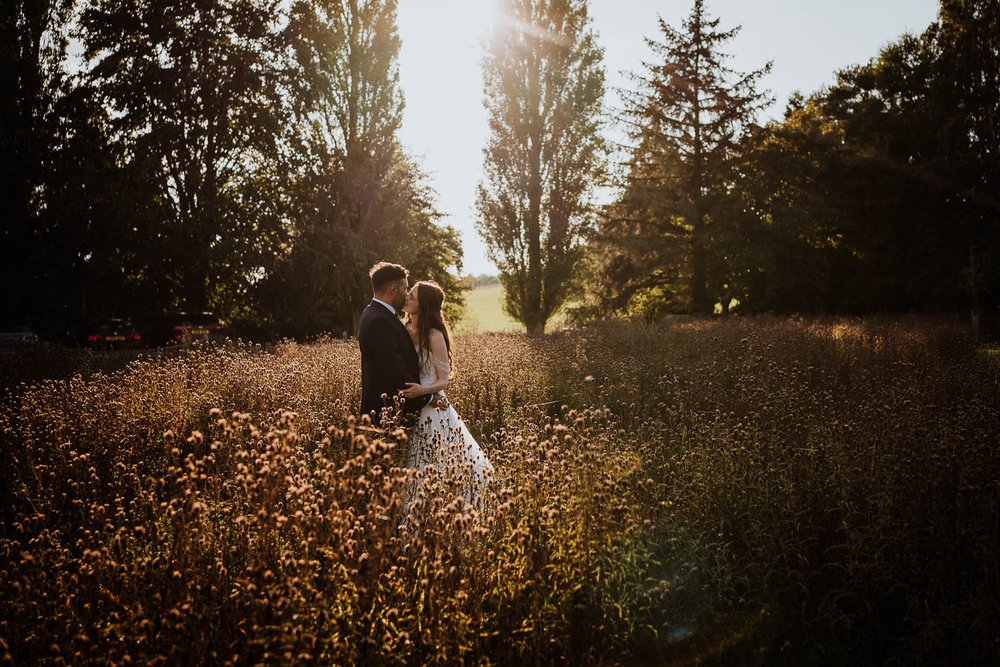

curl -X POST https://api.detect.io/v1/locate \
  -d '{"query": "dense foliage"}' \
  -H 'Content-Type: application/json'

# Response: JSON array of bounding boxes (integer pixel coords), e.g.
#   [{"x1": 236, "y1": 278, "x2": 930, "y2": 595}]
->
[
  {"x1": 2, "y1": 318, "x2": 997, "y2": 664},
  {"x1": 585, "y1": 0, "x2": 999, "y2": 323},
  {"x1": 1, "y1": 0, "x2": 463, "y2": 340},
  {"x1": 5, "y1": 0, "x2": 998, "y2": 337},
  {"x1": 1, "y1": 0, "x2": 75, "y2": 326},
  {"x1": 724, "y1": 0, "x2": 999, "y2": 316}
]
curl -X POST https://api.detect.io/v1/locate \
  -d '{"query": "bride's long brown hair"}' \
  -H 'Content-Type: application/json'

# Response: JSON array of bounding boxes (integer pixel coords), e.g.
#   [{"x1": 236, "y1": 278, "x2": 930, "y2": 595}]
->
[{"x1": 405, "y1": 281, "x2": 454, "y2": 373}]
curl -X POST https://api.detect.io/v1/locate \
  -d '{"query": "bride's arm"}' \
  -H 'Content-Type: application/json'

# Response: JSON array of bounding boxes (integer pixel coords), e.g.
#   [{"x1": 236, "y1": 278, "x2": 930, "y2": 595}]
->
[{"x1": 399, "y1": 330, "x2": 451, "y2": 398}]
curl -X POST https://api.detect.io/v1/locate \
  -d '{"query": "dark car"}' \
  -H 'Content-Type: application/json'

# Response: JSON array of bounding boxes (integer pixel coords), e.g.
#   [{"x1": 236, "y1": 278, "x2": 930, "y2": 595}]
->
[
  {"x1": 0, "y1": 323, "x2": 39, "y2": 348},
  {"x1": 148, "y1": 312, "x2": 228, "y2": 347},
  {"x1": 79, "y1": 318, "x2": 144, "y2": 350}
]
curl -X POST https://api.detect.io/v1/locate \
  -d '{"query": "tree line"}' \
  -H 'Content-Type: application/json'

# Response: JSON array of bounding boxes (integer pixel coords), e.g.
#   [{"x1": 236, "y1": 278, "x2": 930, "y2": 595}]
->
[
  {"x1": 2, "y1": 0, "x2": 462, "y2": 340},
  {"x1": 480, "y1": 0, "x2": 999, "y2": 332},
  {"x1": 4, "y1": 0, "x2": 998, "y2": 339}
]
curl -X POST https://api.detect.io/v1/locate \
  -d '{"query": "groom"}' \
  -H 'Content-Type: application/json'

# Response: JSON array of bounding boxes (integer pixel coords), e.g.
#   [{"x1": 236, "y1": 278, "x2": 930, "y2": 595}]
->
[{"x1": 359, "y1": 261, "x2": 445, "y2": 427}]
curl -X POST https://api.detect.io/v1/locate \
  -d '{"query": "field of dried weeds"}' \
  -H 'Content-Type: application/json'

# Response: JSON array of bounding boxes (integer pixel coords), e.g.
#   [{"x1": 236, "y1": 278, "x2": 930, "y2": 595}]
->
[{"x1": 1, "y1": 317, "x2": 997, "y2": 665}]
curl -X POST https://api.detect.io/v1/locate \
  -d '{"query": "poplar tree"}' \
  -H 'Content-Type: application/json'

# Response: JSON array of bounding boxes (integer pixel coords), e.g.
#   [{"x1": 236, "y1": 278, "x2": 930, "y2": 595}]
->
[
  {"x1": 277, "y1": 0, "x2": 463, "y2": 336},
  {"x1": 477, "y1": 0, "x2": 605, "y2": 336}
]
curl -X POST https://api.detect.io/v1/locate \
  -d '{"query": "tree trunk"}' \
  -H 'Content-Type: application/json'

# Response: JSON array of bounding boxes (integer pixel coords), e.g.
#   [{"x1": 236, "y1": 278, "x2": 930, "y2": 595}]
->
[
  {"x1": 970, "y1": 241, "x2": 981, "y2": 338},
  {"x1": 689, "y1": 45, "x2": 711, "y2": 316},
  {"x1": 525, "y1": 58, "x2": 544, "y2": 334},
  {"x1": 350, "y1": 300, "x2": 362, "y2": 338},
  {"x1": 690, "y1": 204, "x2": 710, "y2": 314}
]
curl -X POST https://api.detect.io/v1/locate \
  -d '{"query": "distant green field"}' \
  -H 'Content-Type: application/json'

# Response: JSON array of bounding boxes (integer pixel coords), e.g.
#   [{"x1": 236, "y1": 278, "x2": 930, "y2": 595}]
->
[
  {"x1": 455, "y1": 284, "x2": 520, "y2": 333},
  {"x1": 455, "y1": 283, "x2": 571, "y2": 333}
]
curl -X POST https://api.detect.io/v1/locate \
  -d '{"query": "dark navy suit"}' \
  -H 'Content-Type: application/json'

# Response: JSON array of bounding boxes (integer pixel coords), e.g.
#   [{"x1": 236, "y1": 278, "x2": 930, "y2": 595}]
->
[{"x1": 358, "y1": 300, "x2": 431, "y2": 425}]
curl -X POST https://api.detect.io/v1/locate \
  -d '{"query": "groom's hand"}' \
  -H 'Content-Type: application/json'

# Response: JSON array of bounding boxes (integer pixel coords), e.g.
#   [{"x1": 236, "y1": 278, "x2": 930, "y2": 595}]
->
[{"x1": 399, "y1": 382, "x2": 423, "y2": 399}]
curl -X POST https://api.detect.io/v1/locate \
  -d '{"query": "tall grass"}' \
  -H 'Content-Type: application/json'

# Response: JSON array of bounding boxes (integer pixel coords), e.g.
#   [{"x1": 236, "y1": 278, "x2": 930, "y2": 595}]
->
[{"x1": 1, "y1": 318, "x2": 997, "y2": 664}]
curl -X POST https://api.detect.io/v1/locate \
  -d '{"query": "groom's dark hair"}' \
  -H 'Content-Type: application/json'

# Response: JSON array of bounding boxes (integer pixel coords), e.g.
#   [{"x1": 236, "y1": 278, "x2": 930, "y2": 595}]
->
[{"x1": 369, "y1": 261, "x2": 409, "y2": 292}]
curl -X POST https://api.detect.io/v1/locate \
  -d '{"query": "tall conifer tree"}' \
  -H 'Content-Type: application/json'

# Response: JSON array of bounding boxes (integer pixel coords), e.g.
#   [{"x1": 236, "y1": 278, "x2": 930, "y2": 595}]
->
[{"x1": 620, "y1": 0, "x2": 771, "y2": 314}]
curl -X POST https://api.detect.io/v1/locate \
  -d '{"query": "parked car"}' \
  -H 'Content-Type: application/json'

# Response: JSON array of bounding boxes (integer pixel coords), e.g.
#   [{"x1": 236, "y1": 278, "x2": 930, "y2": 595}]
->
[
  {"x1": 0, "y1": 323, "x2": 39, "y2": 348},
  {"x1": 148, "y1": 312, "x2": 228, "y2": 347},
  {"x1": 78, "y1": 318, "x2": 144, "y2": 350}
]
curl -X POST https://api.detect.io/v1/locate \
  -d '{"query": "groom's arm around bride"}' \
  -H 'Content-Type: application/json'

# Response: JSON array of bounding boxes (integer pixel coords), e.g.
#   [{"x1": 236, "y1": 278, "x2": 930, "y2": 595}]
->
[{"x1": 358, "y1": 262, "x2": 432, "y2": 427}]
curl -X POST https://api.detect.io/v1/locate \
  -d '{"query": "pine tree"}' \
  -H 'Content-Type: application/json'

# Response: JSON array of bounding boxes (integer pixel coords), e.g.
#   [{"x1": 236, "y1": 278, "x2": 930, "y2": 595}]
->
[
  {"x1": 477, "y1": 0, "x2": 605, "y2": 336},
  {"x1": 621, "y1": 0, "x2": 771, "y2": 314}
]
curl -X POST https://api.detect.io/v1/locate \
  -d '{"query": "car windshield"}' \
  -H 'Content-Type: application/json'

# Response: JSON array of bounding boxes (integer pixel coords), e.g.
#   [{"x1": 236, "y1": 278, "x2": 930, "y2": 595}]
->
[
  {"x1": 92, "y1": 320, "x2": 132, "y2": 331},
  {"x1": 176, "y1": 314, "x2": 220, "y2": 326}
]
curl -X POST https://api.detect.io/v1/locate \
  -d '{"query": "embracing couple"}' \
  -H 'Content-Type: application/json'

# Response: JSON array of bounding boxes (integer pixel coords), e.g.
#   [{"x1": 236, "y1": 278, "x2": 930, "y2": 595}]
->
[{"x1": 359, "y1": 261, "x2": 493, "y2": 505}]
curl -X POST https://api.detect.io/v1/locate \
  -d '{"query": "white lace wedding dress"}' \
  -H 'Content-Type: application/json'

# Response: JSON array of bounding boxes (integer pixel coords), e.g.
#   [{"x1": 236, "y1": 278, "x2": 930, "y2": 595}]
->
[{"x1": 404, "y1": 345, "x2": 493, "y2": 507}]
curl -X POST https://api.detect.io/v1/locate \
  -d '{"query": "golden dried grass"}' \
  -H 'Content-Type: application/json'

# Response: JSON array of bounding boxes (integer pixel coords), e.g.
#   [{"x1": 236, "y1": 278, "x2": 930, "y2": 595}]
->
[{"x1": 0, "y1": 317, "x2": 997, "y2": 664}]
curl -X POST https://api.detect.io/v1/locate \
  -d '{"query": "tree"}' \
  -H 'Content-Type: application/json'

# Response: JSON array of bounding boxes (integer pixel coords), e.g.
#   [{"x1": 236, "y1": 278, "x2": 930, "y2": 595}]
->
[
  {"x1": 761, "y1": 2, "x2": 999, "y2": 315},
  {"x1": 0, "y1": 0, "x2": 74, "y2": 329},
  {"x1": 575, "y1": 131, "x2": 689, "y2": 321},
  {"x1": 265, "y1": 0, "x2": 463, "y2": 338},
  {"x1": 34, "y1": 83, "x2": 163, "y2": 329},
  {"x1": 618, "y1": 0, "x2": 771, "y2": 314},
  {"x1": 477, "y1": 0, "x2": 605, "y2": 336},
  {"x1": 930, "y1": 0, "x2": 1000, "y2": 324},
  {"x1": 78, "y1": 0, "x2": 295, "y2": 314},
  {"x1": 722, "y1": 0, "x2": 1000, "y2": 317},
  {"x1": 723, "y1": 100, "x2": 856, "y2": 313}
]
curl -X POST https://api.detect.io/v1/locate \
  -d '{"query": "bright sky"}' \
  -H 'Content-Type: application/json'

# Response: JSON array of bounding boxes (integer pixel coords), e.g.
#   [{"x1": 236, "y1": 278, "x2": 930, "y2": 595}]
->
[{"x1": 396, "y1": 0, "x2": 941, "y2": 276}]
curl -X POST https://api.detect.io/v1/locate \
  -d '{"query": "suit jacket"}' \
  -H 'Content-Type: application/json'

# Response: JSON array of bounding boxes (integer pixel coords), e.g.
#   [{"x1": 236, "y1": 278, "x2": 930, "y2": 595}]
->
[{"x1": 358, "y1": 300, "x2": 431, "y2": 426}]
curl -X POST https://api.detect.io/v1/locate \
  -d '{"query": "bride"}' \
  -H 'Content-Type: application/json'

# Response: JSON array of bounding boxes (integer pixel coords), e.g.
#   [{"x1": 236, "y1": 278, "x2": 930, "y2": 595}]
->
[{"x1": 398, "y1": 280, "x2": 493, "y2": 506}]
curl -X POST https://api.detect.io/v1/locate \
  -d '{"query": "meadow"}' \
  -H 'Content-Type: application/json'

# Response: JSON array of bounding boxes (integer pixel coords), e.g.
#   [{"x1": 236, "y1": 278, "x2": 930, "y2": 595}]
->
[
  {"x1": 454, "y1": 283, "x2": 572, "y2": 334},
  {"x1": 455, "y1": 284, "x2": 521, "y2": 333},
  {"x1": 1, "y1": 317, "x2": 998, "y2": 665}
]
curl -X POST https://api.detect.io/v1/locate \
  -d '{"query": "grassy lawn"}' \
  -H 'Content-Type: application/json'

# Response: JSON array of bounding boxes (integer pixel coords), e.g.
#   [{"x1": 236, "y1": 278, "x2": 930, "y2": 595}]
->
[
  {"x1": 455, "y1": 283, "x2": 521, "y2": 333},
  {"x1": 456, "y1": 283, "x2": 571, "y2": 333}
]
